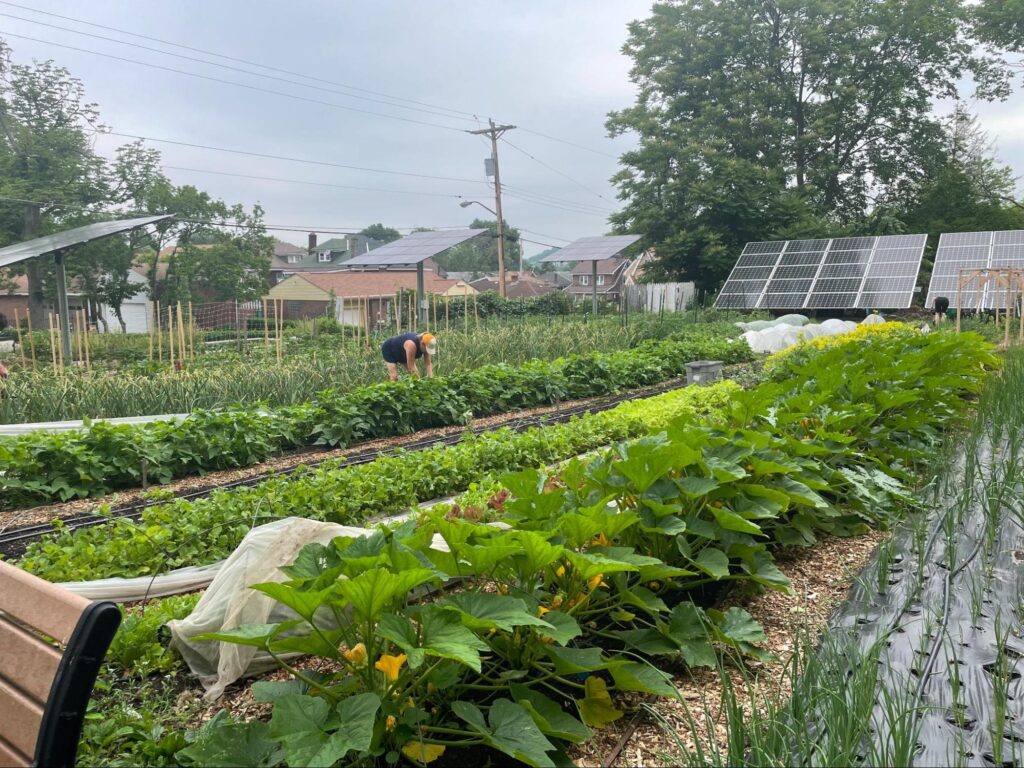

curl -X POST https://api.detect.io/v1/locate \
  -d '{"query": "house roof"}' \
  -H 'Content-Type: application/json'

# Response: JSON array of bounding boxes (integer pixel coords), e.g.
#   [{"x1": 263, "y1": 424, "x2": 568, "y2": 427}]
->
[
  {"x1": 291, "y1": 269, "x2": 456, "y2": 298},
  {"x1": 469, "y1": 272, "x2": 558, "y2": 299},
  {"x1": 278, "y1": 234, "x2": 382, "y2": 271},
  {"x1": 569, "y1": 257, "x2": 629, "y2": 276}
]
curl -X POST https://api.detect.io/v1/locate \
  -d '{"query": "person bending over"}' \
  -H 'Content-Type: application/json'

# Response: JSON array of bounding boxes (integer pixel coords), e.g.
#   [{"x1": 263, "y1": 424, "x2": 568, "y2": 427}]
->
[{"x1": 381, "y1": 331, "x2": 435, "y2": 381}]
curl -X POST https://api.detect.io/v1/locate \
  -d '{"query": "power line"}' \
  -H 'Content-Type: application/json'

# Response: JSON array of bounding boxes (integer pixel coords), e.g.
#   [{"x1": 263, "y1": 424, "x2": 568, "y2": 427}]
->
[
  {"x1": 500, "y1": 189, "x2": 612, "y2": 218},
  {"x1": 99, "y1": 130, "x2": 490, "y2": 185},
  {"x1": 501, "y1": 137, "x2": 616, "y2": 206},
  {"x1": 1, "y1": 32, "x2": 471, "y2": 133},
  {"x1": 0, "y1": 11, "x2": 483, "y2": 124},
  {"x1": 0, "y1": 1, "x2": 621, "y2": 161},
  {"x1": 518, "y1": 127, "x2": 619, "y2": 160},
  {"x1": 162, "y1": 166, "x2": 469, "y2": 199},
  {"x1": 0, "y1": 0, "x2": 484, "y2": 121},
  {"x1": 501, "y1": 183, "x2": 615, "y2": 215}
]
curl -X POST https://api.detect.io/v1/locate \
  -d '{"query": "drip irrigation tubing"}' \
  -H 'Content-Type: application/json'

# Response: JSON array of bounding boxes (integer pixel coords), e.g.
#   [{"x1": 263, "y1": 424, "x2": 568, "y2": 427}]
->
[{"x1": 0, "y1": 376, "x2": 704, "y2": 553}]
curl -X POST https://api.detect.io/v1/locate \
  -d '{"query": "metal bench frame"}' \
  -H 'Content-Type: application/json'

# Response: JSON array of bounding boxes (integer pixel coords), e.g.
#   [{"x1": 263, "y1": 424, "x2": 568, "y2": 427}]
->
[{"x1": 0, "y1": 560, "x2": 121, "y2": 768}]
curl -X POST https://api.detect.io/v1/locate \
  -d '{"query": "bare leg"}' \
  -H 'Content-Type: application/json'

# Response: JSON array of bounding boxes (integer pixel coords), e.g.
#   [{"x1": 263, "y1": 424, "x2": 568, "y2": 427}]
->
[{"x1": 386, "y1": 362, "x2": 399, "y2": 381}]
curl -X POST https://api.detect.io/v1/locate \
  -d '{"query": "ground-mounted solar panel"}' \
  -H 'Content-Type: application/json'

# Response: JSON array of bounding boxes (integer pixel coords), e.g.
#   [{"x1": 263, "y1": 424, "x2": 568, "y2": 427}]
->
[
  {"x1": 715, "y1": 234, "x2": 926, "y2": 310},
  {"x1": 343, "y1": 228, "x2": 487, "y2": 266},
  {"x1": 538, "y1": 234, "x2": 642, "y2": 263},
  {"x1": 926, "y1": 230, "x2": 1024, "y2": 309}
]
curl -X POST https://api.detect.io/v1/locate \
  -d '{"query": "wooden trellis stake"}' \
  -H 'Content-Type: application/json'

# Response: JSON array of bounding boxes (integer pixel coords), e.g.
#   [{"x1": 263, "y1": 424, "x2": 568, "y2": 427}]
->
[
  {"x1": 148, "y1": 304, "x2": 154, "y2": 361},
  {"x1": 156, "y1": 300, "x2": 163, "y2": 361},
  {"x1": 177, "y1": 303, "x2": 187, "y2": 366},
  {"x1": 188, "y1": 302, "x2": 195, "y2": 362},
  {"x1": 263, "y1": 297, "x2": 270, "y2": 353},
  {"x1": 463, "y1": 292, "x2": 468, "y2": 335},
  {"x1": 25, "y1": 310, "x2": 36, "y2": 369},
  {"x1": 445, "y1": 296, "x2": 450, "y2": 334},
  {"x1": 168, "y1": 304, "x2": 175, "y2": 369},
  {"x1": 47, "y1": 313, "x2": 58, "y2": 371},
  {"x1": 13, "y1": 308, "x2": 25, "y2": 367}
]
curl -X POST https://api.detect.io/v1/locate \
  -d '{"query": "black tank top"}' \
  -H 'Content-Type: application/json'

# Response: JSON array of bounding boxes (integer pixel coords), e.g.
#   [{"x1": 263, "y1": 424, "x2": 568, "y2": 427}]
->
[{"x1": 382, "y1": 332, "x2": 422, "y2": 362}]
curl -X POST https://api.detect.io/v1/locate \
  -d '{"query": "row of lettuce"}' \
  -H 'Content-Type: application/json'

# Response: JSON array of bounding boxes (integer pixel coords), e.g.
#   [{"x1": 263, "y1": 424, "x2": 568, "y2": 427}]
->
[
  {"x1": 77, "y1": 325, "x2": 997, "y2": 766},
  {"x1": 0, "y1": 328, "x2": 750, "y2": 509}
]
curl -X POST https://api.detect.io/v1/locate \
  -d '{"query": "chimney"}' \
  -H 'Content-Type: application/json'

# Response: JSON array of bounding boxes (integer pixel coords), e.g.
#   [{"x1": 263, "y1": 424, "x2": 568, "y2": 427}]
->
[
  {"x1": 346, "y1": 235, "x2": 359, "y2": 257},
  {"x1": 308, "y1": 232, "x2": 317, "y2": 254}
]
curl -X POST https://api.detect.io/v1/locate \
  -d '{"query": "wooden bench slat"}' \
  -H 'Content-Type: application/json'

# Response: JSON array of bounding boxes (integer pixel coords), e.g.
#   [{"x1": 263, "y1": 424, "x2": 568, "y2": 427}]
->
[
  {"x1": 0, "y1": 679, "x2": 44, "y2": 760},
  {"x1": 0, "y1": 733, "x2": 31, "y2": 768},
  {"x1": 0, "y1": 618, "x2": 62, "y2": 703},
  {"x1": 0, "y1": 560, "x2": 90, "y2": 645}
]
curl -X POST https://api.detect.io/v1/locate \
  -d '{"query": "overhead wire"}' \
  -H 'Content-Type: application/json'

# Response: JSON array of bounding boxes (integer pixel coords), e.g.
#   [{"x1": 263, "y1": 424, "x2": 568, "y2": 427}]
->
[
  {"x1": 0, "y1": 0, "x2": 483, "y2": 121},
  {"x1": 0, "y1": 11, "x2": 481, "y2": 124},
  {"x1": 0, "y1": 0, "x2": 620, "y2": 159},
  {"x1": 0, "y1": 32, "x2": 472, "y2": 133},
  {"x1": 501, "y1": 137, "x2": 617, "y2": 206}
]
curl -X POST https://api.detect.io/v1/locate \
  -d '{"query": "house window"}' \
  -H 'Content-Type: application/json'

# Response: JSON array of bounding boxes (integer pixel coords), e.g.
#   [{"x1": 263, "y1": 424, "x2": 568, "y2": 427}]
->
[
  {"x1": 579, "y1": 275, "x2": 589, "y2": 286},
  {"x1": 597, "y1": 275, "x2": 605, "y2": 286},
  {"x1": 317, "y1": 252, "x2": 332, "y2": 263},
  {"x1": 287, "y1": 255, "x2": 300, "y2": 264}
]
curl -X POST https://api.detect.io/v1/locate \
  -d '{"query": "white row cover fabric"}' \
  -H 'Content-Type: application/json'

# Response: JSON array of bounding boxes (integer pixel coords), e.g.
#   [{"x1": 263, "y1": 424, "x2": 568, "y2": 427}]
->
[
  {"x1": 737, "y1": 315, "x2": 889, "y2": 354},
  {"x1": 0, "y1": 412, "x2": 187, "y2": 436}
]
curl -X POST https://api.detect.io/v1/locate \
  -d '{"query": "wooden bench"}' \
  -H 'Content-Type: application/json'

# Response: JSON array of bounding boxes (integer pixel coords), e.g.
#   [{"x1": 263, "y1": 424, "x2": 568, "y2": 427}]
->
[{"x1": 0, "y1": 560, "x2": 121, "y2": 768}]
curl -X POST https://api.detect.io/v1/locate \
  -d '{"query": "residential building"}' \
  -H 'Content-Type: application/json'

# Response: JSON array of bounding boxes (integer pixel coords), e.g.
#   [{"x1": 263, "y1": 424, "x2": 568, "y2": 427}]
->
[
  {"x1": 265, "y1": 269, "x2": 476, "y2": 328},
  {"x1": 0, "y1": 273, "x2": 152, "y2": 333},
  {"x1": 468, "y1": 271, "x2": 559, "y2": 299},
  {"x1": 565, "y1": 257, "x2": 632, "y2": 303}
]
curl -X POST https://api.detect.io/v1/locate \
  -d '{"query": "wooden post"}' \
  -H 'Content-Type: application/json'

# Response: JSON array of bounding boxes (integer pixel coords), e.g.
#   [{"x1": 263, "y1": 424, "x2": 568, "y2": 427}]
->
[
  {"x1": 409, "y1": 292, "x2": 415, "y2": 330},
  {"x1": 263, "y1": 297, "x2": 270, "y2": 353},
  {"x1": 156, "y1": 300, "x2": 163, "y2": 361},
  {"x1": 473, "y1": 291, "x2": 479, "y2": 330},
  {"x1": 445, "y1": 296, "x2": 450, "y2": 334},
  {"x1": 81, "y1": 309, "x2": 91, "y2": 372},
  {"x1": 177, "y1": 302, "x2": 187, "y2": 365},
  {"x1": 168, "y1": 304, "x2": 175, "y2": 369},
  {"x1": 276, "y1": 298, "x2": 283, "y2": 362},
  {"x1": 363, "y1": 298, "x2": 370, "y2": 347},
  {"x1": 25, "y1": 309, "x2": 35, "y2": 369},
  {"x1": 148, "y1": 303, "x2": 154, "y2": 361},
  {"x1": 431, "y1": 293, "x2": 437, "y2": 331},
  {"x1": 47, "y1": 313, "x2": 58, "y2": 371},
  {"x1": 188, "y1": 302, "x2": 195, "y2": 362},
  {"x1": 955, "y1": 272, "x2": 963, "y2": 333},
  {"x1": 72, "y1": 309, "x2": 81, "y2": 365},
  {"x1": 13, "y1": 307, "x2": 25, "y2": 368},
  {"x1": 464, "y1": 292, "x2": 468, "y2": 335}
]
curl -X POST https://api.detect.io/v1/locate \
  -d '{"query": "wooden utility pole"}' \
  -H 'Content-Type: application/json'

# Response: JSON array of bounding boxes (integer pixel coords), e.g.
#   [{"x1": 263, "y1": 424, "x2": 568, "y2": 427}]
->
[{"x1": 466, "y1": 119, "x2": 516, "y2": 298}]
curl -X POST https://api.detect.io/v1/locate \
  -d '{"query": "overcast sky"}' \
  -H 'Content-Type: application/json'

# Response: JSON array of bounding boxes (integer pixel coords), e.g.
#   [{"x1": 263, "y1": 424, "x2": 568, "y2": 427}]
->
[{"x1": 2, "y1": 1, "x2": 1021, "y2": 257}]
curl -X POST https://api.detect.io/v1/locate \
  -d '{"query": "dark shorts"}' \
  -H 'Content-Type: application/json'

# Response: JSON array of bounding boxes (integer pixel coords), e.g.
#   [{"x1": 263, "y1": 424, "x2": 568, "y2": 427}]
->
[
  {"x1": 382, "y1": 344, "x2": 404, "y2": 364},
  {"x1": 934, "y1": 297, "x2": 950, "y2": 313}
]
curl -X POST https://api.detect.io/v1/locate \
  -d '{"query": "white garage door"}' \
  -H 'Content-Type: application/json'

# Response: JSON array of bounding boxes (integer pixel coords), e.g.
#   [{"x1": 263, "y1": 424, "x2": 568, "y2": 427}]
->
[{"x1": 104, "y1": 301, "x2": 150, "y2": 333}]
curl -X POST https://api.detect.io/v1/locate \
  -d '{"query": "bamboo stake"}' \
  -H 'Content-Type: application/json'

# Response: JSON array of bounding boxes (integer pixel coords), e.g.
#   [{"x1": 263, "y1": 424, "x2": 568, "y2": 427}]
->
[
  {"x1": 394, "y1": 292, "x2": 400, "y2": 333},
  {"x1": 263, "y1": 297, "x2": 270, "y2": 353},
  {"x1": 26, "y1": 310, "x2": 35, "y2": 369},
  {"x1": 13, "y1": 307, "x2": 25, "y2": 368},
  {"x1": 84, "y1": 308, "x2": 91, "y2": 372},
  {"x1": 47, "y1": 313, "x2": 58, "y2": 371},
  {"x1": 188, "y1": 301, "x2": 195, "y2": 362},
  {"x1": 177, "y1": 302, "x2": 187, "y2": 366},
  {"x1": 156, "y1": 300, "x2": 163, "y2": 361},
  {"x1": 464, "y1": 292, "x2": 468, "y2": 335},
  {"x1": 363, "y1": 298, "x2": 370, "y2": 346},
  {"x1": 445, "y1": 296, "x2": 449, "y2": 334},
  {"x1": 168, "y1": 304, "x2": 175, "y2": 369},
  {"x1": 431, "y1": 293, "x2": 437, "y2": 332},
  {"x1": 473, "y1": 292, "x2": 479, "y2": 330},
  {"x1": 409, "y1": 293, "x2": 414, "y2": 330},
  {"x1": 72, "y1": 310, "x2": 81, "y2": 365},
  {"x1": 955, "y1": 273, "x2": 963, "y2": 333},
  {"x1": 276, "y1": 299, "x2": 283, "y2": 362},
  {"x1": 148, "y1": 303, "x2": 154, "y2": 361}
]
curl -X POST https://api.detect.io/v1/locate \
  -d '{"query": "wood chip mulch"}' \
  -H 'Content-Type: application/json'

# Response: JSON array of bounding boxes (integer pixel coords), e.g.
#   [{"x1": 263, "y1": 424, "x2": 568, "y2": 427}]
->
[{"x1": 570, "y1": 529, "x2": 887, "y2": 767}]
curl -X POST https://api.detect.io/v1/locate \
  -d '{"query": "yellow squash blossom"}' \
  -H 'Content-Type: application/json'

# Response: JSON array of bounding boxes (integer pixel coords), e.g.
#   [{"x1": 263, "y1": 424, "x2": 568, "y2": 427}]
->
[
  {"x1": 375, "y1": 653, "x2": 408, "y2": 682},
  {"x1": 591, "y1": 532, "x2": 610, "y2": 548},
  {"x1": 587, "y1": 574, "x2": 608, "y2": 591},
  {"x1": 402, "y1": 742, "x2": 446, "y2": 764},
  {"x1": 343, "y1": 642, "x2": 367, "y2": 665},
  {"x1": 386, "y1": 715, "x2": 397, "y2": 731},
  {"x1": 538, "y1": 605, "x2": 550, "y2": 616}
]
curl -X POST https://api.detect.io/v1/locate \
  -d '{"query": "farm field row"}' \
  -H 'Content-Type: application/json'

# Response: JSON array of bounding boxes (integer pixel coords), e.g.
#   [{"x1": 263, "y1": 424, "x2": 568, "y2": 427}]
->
[
  {"x1": 0, "y1": 324, "x2": 751, "y2": 509},
  {"x1": 0, "y1": 316, "x2": 704, "y2": 424},
  {"x1": 40, "y1": 323, "x2": 999, "y2": 766}
]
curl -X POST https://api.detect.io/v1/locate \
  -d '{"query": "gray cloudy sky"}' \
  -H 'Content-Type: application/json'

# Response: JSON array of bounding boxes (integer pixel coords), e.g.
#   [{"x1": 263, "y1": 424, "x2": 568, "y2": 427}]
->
[{"x1": 2, "y1": 2, "x2": 1021, "y2": 257}]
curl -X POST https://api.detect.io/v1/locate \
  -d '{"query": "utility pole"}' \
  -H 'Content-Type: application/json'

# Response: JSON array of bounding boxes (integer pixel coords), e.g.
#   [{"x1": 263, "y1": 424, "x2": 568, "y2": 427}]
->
[{"x1": 466, "y1": 119, "x2": 515, "y2": 298}]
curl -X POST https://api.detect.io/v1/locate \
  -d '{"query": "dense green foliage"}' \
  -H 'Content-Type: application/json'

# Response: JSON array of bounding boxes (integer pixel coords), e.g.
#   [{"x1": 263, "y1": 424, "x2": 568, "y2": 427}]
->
[
  {"x1": 0, "y1": 316, "x2": 693, "y2": 423},
  {"x1": 19, "y1": 382, "x2": 740, "y2": 582},
  {"x1": 0, "y1": 326, "x2": 749, "y2": 508},
  {"x1": 608, "y1": 1, "x2": 1021, "y2": 291},
  {"x1": 180, "y1": 328, "x2": 996, "y2": 766}
]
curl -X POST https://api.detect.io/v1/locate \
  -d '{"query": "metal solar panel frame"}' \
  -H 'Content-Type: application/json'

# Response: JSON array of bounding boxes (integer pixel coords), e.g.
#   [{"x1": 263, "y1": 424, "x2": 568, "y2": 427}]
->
[
  {"x1": 926, "y1": 230, "x2": 1024, "y2": 309},
  {"x1": 343, "y1": 228, "x2": 488, "y2": 266},
  {"x1": 0, "y1": 215, "x2": 174, "y2": 269},
  {"x1": 716, "y1": 234, "x2": 926, "y2": 310},
  {"x1": 537, "y1": 235, "x2": 642, "y2": 263}
]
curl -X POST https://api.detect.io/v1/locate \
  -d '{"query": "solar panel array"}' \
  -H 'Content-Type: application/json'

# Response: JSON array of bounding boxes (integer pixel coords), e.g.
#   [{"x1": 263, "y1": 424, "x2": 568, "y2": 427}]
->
[
  {"x1": 715, "y1": 234, "x2": 927, "y2": 310},
  {"x1": 925, "y1": 230, "x2": 1024, "y2": 309},
  {"x1": 538, "y1": 234, "x2": 642, "y2": 263},
  {"x1": 0, "y1": 215, "x2": 173, "y2": 269},
  {"x1": 343, "y1": 228, "x2": 487, "y2": 266}
]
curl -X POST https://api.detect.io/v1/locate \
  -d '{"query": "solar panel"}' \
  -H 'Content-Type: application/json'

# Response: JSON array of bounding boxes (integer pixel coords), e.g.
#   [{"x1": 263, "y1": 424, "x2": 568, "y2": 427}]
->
[
  {"x1": 538, "y1": 235, "x2": 642, "y2": 263},
  {"x1": 715, "y1": 234, "x2": 926, "y2": 310},
  {"x1": 0, "y1": 215, "x2": 174, "y2": 269},
  {"x1": 926, "y1": 230, "x2": 1024, "y2": 309},
  {"x1": 343, "y1": 229, "x2": 487, "y2": 266}
]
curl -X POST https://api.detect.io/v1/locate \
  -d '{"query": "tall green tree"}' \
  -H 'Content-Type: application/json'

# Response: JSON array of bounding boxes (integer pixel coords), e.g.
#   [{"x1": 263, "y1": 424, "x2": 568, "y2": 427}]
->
[
  {"x1": 607, "y1": 0, "x2": 1014, "y2": 291},
  {"x1": 433, "y1": 218, "x2": 521, "y2": 275},
  {"x1": 359, "y1": 223, "x2": 401, "y2": 243}
]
